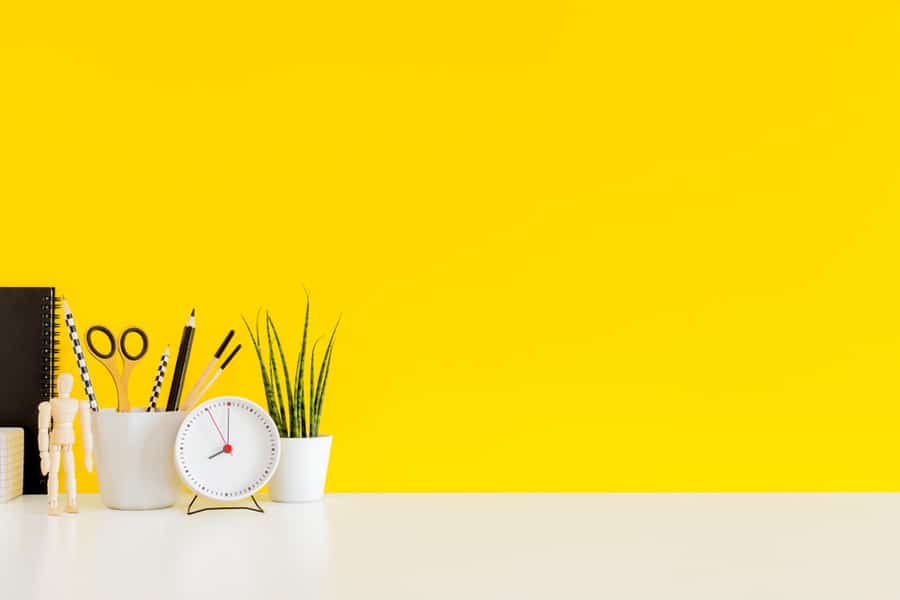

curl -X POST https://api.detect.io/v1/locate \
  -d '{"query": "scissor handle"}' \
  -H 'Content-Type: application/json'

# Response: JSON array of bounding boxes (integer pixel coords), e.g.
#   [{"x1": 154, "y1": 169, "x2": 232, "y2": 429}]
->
[
  {"x1": 86, "y1": 325, "x2": 117, "y2": 359},
  {"x1": 119, "y1": 327, "x2": 149, "y2": 361},
  {"x1": 86, "y1": 325, "x2": 149, "y2": 362}
]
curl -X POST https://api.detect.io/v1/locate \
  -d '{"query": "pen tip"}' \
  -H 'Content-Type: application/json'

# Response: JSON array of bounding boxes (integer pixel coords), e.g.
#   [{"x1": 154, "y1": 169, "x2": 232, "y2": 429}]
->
[{"x1": 191, "y1": 308, "x2": 196, "y2": 316}]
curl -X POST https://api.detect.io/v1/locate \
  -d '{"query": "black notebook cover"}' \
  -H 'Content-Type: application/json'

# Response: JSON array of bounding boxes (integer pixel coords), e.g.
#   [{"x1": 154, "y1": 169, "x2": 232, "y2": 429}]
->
[{"x1": 0, "y1": 287, "x2": 57, "y2": 494}]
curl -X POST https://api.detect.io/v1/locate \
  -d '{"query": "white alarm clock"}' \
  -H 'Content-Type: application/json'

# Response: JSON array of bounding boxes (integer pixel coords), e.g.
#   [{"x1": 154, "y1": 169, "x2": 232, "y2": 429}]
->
[{"x1": 175, "y1": 396, "x2": 280, "y2": 502}]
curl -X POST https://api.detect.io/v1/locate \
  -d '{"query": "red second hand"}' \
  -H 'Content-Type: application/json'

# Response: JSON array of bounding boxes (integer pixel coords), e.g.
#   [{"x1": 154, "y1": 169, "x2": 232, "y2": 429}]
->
[{"x1": 206, "y1": 408, "x2": 228, "y2": 446}]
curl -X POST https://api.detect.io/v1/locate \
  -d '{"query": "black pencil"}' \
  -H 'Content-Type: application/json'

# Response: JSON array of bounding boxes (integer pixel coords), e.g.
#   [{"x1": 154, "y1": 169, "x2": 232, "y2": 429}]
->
[{"x1": 166, "y1": 309, "x2": 196, "y2": 411}]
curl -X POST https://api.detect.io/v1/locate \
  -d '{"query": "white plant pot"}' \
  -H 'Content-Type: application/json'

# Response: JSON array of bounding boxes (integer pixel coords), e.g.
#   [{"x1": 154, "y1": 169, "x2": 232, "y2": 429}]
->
[
  {"x1": 268, "y1": 435, "x2": 332, "y2": 503},
  {"x1": 91, "y1": 409, "x2": 186, "y2": 510}
]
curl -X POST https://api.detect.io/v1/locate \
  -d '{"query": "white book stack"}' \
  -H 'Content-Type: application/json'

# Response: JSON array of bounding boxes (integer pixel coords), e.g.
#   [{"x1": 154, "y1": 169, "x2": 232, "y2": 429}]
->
[{"x1": 0, "y1": 428, "x2": 24, "y2": 502}]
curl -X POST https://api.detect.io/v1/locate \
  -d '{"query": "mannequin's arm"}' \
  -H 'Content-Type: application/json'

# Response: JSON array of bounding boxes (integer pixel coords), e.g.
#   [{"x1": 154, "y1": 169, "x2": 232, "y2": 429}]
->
[
  {"x1": 79, "y1": 400, "x2": 93, "y2": 472},
  {"x1": 37, "y1": 401, "x2": 50, "y2": 475}
]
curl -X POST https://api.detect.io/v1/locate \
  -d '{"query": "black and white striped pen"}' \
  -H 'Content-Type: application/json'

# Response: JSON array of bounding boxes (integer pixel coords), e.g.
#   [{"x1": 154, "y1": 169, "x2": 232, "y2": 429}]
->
[
  {"x1": 183, "y1": 344, "x2": 241, "y2": 411},
  {"x1": 61, "y1": 297, "x2": 99, "y2": 412},
  {"x1": 182, "y1": 330, "x2": 234, "y2": 409},
  {"x1": 146, "y1": 346, "x2": 170, "y2": 412}
]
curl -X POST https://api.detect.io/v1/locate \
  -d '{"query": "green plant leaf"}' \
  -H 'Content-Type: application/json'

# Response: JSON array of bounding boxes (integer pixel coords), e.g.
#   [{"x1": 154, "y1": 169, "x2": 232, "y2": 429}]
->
[
  {"x1": 312, "y1": 318, "x2": 339, "y2": 436},
  {"x1": 261, "y1": 311, "x2": 285, "y2": 435},
  {"x1": 293, "y1": 290, "x2": 310, "y2": 438},
  {"x1": 266, "y1": 314, "x2": 288, "y2": 433},
  {"x1": 309, "y1": 336, "x2": 321, "y2": 436},
  {"x1": 243, "y1": 314, "x2": 284, "y2": 436},
  {"x1": 314, "y1": 340, "x2": 336, "y2": 436},
  {"x1": 267, "y1": 312, "x2": 295, "y2": 437},
  {"x1": 255, "y1": 309, "x2": 262, "y2": 356}
]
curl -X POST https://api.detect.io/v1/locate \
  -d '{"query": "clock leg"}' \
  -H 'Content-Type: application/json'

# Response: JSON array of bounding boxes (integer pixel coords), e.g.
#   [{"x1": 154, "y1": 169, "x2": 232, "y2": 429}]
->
[
  {"x1": 186, "y1": 495, "x2": 200, "y2": 515},
  {"x1": 185, "y1": 494, "x2": 265, "y2": 515}
]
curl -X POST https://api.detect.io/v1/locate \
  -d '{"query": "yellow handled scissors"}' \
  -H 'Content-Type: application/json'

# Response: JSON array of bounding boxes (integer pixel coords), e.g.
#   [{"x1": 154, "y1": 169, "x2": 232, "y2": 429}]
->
[{"x1": 86, "y1": 325, "x2": 149, "y2": 412}]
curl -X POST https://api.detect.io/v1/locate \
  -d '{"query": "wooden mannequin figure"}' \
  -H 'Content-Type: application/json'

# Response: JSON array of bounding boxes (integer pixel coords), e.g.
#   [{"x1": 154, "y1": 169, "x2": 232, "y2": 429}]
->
[{"x1": 37, "y1": 373, "x2": 93, "y2": 515}]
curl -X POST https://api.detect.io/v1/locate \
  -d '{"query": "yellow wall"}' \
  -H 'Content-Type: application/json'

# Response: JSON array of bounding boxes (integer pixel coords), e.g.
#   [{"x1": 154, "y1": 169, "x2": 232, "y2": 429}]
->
[{"x1": 2, "y1": 1, "x2": 900, "y2": 492}]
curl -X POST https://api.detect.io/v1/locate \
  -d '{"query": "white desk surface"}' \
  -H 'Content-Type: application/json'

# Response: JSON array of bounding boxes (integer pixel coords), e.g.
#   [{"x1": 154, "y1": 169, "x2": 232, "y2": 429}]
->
[{"x1": 2, "y1": 493, "x2": 899, "y2": 599}]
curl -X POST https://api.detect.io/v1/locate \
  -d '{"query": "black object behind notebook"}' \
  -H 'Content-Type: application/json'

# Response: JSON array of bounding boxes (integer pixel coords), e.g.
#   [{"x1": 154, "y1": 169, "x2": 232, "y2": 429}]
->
[{"x1": 0, "y1": 287, "x2": 58, "y2": 493}]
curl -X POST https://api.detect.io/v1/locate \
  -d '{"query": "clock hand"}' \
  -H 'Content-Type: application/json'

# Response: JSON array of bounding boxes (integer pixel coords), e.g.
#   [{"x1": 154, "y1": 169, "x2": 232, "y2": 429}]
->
[
  {"x1": 226, "y1": 404, "x2": 230, "y2": 444},
  {"x1": 205, "y1": 408, "x2": 227, "y2": 445},
  {"x1": 208, "y1": 449, "x2": 226, "y2": 459}
]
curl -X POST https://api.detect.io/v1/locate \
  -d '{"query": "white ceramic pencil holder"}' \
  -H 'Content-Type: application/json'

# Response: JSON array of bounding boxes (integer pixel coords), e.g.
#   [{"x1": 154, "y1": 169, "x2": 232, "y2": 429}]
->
[{"x1": 92, "y1": 409, "x2": 186, "y2": 510}]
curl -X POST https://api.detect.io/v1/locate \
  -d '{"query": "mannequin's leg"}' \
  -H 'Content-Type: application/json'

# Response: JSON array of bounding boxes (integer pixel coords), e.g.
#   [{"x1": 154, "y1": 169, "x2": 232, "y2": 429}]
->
[
  {"x1": 63, "y1": 445, "x2": 78, "y2": 513},
  {"x1": 48, "y1": 445, "x2": 61, "y2": 515}
]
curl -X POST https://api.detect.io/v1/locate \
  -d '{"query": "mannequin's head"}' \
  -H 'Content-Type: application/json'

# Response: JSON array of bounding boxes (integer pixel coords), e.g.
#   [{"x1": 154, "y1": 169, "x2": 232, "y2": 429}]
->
[{"x1": 57, "y1": 373, "x2": 74, "y2": 398}]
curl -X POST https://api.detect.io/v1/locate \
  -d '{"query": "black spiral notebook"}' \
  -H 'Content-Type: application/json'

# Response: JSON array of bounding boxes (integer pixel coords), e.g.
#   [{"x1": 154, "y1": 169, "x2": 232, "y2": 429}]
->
[{"x1": 0, "y1": 287, "x2": 58, "y2": 494}]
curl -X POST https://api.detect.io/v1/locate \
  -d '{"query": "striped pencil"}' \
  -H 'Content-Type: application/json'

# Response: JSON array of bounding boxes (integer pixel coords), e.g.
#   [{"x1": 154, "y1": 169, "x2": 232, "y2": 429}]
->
[
  {"x1": 61, "y1": 298, "x2": 99, "y2": 412},
  {"x1": 147, "y1": 346, "x2": 170, "y2": 412}
]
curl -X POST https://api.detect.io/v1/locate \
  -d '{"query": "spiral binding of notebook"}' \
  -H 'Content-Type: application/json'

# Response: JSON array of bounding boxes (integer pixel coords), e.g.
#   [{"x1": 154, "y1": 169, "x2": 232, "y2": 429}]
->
[
  {"x1": 40, "y1": 291, "x2": 60, "y2": 400},
  {"x1": 0, "y1": 287, "x2": 59, "y2": 493}
]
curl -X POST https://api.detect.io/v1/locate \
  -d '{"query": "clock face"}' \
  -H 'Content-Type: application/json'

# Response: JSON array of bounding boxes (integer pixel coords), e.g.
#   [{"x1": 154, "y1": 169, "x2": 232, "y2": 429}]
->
[{"x1": 175, "y1": 396, "x2": 281, "y2": 501}]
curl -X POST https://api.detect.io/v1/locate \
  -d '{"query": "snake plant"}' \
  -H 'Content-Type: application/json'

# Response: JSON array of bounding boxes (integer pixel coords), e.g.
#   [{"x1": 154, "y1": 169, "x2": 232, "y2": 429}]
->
[{"x1": 242, "y1": 295, "x2": 338, "y2": 438}]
